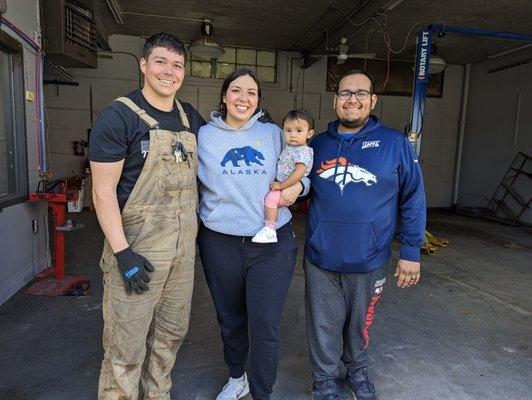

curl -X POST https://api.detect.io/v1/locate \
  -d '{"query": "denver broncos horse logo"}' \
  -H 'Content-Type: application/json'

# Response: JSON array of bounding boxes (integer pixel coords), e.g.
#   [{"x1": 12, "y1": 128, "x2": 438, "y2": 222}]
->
[{"x1": 317, "y1": 157, "x2": 377, "y2": 193}]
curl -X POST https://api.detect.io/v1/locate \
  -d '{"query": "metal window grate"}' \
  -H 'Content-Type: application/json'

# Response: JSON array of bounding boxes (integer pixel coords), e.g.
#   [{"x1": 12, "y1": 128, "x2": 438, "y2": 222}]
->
[{"x1": 64, "y1": 1, "x2": 96, "y2": 52}]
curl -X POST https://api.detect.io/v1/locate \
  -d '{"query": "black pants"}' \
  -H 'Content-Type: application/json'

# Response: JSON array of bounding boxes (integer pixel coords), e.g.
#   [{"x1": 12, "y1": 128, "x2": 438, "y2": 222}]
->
[{"x1": 198, "y1": 222, "x2": 298, "y2": 400}]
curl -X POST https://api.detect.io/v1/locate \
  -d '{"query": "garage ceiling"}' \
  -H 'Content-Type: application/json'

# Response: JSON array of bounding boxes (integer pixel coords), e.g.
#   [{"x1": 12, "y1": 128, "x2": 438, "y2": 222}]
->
[{"x1": 95, "y1": 0, "x2": 532, "y2": 65}]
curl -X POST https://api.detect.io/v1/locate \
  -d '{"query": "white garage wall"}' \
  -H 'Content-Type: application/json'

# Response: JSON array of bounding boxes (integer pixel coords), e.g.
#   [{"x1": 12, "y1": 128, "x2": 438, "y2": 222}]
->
[
  {"x1": 45, "y1": 34, "x2": 464, "y2": 208},
  {"x1": 459, "y1": 47, "x2": 532, "y2": 225},
  {"x1": 0, "y1": 0, "x2": 50, "y2": 305}
]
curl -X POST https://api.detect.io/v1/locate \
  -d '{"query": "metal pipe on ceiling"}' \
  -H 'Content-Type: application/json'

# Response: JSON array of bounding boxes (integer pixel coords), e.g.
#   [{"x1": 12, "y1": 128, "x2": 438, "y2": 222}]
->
[
  {"x1": 120, "y1": 11, "x2": 206, "y2": 23},
  {"x1": 105, "y1": 0, "x2": 124, "y2": 24},
  {"x1": 487, "y1": 44, "x2": 532, "y2": 59},
  {"x1": 381, "y1": 0, "x2": 406, "y2": 11}
]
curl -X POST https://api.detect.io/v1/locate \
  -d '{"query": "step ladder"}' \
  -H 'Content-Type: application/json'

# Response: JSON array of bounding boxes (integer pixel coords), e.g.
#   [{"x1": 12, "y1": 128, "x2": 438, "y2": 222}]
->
[{"x1": 487, "y1": 152, "x2": 532, "y2": 226}]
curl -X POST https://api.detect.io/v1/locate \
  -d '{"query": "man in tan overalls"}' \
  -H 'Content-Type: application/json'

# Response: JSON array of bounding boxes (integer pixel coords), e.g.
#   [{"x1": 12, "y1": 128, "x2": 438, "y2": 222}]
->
[{"x1": 89, "y1": 33, "x2": 205, "y2": 399}]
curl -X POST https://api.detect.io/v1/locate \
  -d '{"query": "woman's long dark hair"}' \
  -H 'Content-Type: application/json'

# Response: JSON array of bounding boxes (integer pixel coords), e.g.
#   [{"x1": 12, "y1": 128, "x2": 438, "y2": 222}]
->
[{"x1": 218, "y1": 68, "x2": 273, "y2": 123}]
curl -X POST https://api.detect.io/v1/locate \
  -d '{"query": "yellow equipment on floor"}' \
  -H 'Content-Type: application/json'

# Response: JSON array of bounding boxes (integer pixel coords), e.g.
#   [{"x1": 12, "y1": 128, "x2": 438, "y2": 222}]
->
[{"x1": 422, "y1": 230, "x2": 449, "y2": 255}]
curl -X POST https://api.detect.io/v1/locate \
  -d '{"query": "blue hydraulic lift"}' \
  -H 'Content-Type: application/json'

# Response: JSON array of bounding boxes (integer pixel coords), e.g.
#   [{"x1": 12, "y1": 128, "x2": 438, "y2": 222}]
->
[
  {"x1": 408, "y1": 24, "x2": 532, "y2": 253},
  {"x1": 409, "y1": 24, "x2": 532, "y2": 155}
]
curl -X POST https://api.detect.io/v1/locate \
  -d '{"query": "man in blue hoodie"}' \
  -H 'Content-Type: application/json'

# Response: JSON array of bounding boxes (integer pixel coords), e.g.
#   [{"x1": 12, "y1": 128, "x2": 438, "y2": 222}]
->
[{"x1": 305, "y1": 70, "x2": 426, "y2": 400}]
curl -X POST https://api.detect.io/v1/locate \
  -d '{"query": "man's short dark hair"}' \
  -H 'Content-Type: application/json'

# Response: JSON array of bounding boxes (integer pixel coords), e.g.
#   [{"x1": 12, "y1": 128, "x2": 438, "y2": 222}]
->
[
  {"x1": 337, "y1": 69, "x2": 376, "y2": 93},
  {"x1": 282, "y1": 109, "x2": 315, "y2": 131},
  {"x1": 142, "y1": 32, "x2": 187, "y2": 63}
]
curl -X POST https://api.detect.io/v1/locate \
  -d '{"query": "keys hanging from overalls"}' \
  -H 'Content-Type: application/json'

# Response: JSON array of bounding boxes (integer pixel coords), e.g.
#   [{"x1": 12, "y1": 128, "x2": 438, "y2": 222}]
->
[{"x1": 172, "y1": 140, "x2": 188, "y2": 163}]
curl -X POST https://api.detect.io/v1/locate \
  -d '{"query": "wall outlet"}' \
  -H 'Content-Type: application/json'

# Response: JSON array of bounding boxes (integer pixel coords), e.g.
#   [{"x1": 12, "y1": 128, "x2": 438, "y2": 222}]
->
[
  {"x1": 25, "y1": 91, "x2": 35, "y2": 102},
  {"x1": 32, "y1": 219, "x2": 38, "y2": 234}
]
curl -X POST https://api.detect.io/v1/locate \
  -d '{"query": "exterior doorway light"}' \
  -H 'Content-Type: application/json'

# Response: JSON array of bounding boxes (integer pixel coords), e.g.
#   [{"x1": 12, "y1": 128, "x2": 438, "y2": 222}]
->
[{"x1": 189, "y1": 20, "x2": 224, "y2": 60}]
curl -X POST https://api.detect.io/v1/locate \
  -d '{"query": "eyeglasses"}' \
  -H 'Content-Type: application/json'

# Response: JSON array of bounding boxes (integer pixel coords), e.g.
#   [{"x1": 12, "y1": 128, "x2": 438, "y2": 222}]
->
[{"x1": 336, "y1": 89, "x2": 372, "y2": 101}]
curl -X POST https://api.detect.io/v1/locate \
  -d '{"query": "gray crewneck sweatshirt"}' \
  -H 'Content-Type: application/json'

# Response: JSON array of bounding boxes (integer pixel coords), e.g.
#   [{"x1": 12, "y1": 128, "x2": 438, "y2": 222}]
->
[{"x1": 198, "y1": 111, "x2": 293, "y2": 236}]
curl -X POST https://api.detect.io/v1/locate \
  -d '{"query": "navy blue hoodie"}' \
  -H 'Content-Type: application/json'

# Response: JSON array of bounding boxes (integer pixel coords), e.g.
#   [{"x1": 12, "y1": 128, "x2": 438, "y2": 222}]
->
[{"x1": 305, "y1": 116, "x2": 426, "y2": 274}]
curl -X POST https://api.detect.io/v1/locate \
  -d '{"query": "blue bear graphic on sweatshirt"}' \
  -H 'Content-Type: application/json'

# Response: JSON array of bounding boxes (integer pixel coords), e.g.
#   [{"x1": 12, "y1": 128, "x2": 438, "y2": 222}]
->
[{"x1": 221, "y1": 146, "x2": 265, "y2": 167}]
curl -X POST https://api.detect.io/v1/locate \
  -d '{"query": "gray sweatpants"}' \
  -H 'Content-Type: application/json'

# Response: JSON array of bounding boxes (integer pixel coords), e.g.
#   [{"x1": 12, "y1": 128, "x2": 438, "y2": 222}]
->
[{"x1": 304, "y1": 257, "x2": 388, "y2": 383}]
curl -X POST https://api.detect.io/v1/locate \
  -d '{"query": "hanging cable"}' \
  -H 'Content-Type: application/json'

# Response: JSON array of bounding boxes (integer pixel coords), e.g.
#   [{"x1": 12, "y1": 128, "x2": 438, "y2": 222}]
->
[
  {"x1": 330, "y1": 4, "x2": 383, "y2": 30},
  {"x1": 43, "y1": 95, "x2": 54, "y2": 174},
  {"x1": 294, "y1": 67, "x2": 304, "y2": 108},
  {"x1": 382, "y1": 33, "x2": 392, "y2": 89},
  {"x1": 35, "y1": 50, "x2": 43, "y2": 174},
  {"x1": 375, "y1": 12, "x2": 388, "y2": 26},
  {"x1": 381, "y1": 23, "x2": 421, "y2": 54},
  {"x1": 328, "y1": 5, "x2": 423, "y2": 92},
  {"x1": 330, "y1": 4, "x2": 421, "y2": 56},
  {"x1": 364, "y1": 29, "x2": 374, "y2": 71},
  {"x1": 98, "y1": 50, "x2": 142, "y2": 88},
  {"x1": 1, "y1": 16, "x2": 48, "y2": 175},
  {"x1": 435, "y1": 19, "x2": 447, "y2": 37}
]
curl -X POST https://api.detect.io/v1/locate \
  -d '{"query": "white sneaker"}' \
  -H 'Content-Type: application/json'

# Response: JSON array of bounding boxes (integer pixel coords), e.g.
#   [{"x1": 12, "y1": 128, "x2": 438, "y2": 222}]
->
[
  {"x1": 251, "y1": 227, "x2": 278, "y2": 243},
  {"x1": 216, "y1": 373, "x2": 250, "y2": 400}
]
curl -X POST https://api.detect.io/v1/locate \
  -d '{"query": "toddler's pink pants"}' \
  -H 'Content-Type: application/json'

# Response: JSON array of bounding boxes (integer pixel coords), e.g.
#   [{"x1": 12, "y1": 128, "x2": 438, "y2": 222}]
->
[{"x1": 264, "y1": 190, "x2": 282, "y2": 208}]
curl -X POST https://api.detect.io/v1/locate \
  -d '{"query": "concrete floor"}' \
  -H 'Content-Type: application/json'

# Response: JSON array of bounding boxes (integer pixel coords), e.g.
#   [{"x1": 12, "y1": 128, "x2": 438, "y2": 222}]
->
[{"x1": 0, "y1": 210, "x2": 530, "y2": 400}]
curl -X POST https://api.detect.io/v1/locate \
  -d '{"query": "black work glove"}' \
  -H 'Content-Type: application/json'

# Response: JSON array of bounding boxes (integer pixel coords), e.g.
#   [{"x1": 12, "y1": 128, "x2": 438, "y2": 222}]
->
[{"x1": 114, "y1": 247, "x2": 155, "y2": 295}]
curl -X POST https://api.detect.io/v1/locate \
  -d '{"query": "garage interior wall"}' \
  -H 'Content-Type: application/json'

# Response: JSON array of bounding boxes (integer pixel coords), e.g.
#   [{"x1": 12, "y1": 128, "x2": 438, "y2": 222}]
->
[
  {"x1": 8, "y1": 27, "x2": 531, "y2": 305},
  {"x1": 45, "y1": 34, "x2": 465, "y2": 209},
  {"x1": 459, "y1": 47, "x2": 532, "y2": 224},
  {"x1": 0, "y1": 0, "x2": 50, "y2": 305}
]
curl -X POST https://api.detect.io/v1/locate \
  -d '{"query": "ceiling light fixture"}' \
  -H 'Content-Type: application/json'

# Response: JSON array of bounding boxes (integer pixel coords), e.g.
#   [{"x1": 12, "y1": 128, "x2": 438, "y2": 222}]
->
[
  {"x1": 105, "y1": 0, "x2": 124, "y2": 24},
  {"x1": 428, "y1": 43, "x2": 446, "y2": 74},
  {"x1": 188, "y1": 20, "x2": 224, "y2": 60},
  {"x1": 429, "y1": 55, "x2": 447, "y2": 74},
  {"x1": 414, "y1": 41, "x2": 446, "y2": 74}
]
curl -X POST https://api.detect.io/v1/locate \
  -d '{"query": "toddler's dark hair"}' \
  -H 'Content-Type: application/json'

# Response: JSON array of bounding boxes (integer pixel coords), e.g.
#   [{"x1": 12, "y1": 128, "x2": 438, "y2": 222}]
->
[{"x1": 282, "y1": 109, "x2": 314, "y2": 131}]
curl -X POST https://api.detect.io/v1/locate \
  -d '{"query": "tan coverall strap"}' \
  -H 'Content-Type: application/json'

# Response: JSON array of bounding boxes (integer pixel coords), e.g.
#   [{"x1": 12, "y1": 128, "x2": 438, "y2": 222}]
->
[
  {"x1": 174, "y1": 100, "x2": 191, "y2": 130},
  {"x1": 115, "y1": 97, "x2": 160, "y2": 129}
]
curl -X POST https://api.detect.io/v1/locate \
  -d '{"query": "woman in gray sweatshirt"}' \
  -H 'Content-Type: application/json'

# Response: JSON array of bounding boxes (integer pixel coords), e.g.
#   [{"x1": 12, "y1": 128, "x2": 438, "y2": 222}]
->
[{"x1": 197, "y1": 68, "x2": 308, "y2": 400}]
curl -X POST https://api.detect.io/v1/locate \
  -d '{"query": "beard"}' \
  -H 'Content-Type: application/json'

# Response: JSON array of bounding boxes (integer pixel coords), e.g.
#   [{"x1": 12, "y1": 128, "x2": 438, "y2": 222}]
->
[{"x1": 338, "y1": 114, "x2": 370, "y2": 130}]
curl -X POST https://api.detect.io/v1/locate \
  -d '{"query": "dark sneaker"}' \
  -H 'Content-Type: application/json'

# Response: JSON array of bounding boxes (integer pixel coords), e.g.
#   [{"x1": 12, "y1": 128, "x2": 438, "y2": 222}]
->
[
  {"x1": 343, "y1": 368, "x2": 377, "y2": 400},
  {"x1": 311, "y1": 379, "x2": 340, "y2": 400}
]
